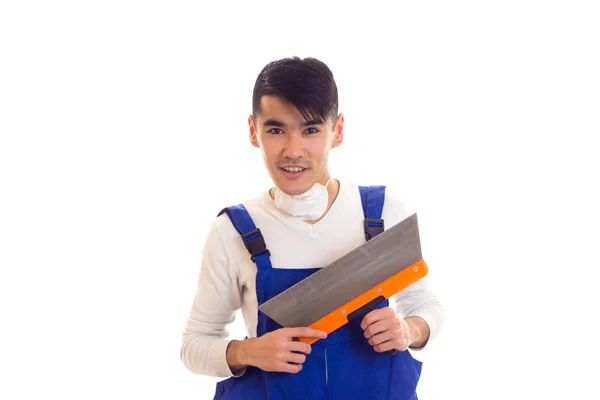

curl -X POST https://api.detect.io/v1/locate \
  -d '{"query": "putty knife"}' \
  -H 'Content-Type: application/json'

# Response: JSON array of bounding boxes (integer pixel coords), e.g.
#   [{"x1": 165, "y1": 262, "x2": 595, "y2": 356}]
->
[{"x1": 258, "y1": 213, "x2": 428, "y2": 351}]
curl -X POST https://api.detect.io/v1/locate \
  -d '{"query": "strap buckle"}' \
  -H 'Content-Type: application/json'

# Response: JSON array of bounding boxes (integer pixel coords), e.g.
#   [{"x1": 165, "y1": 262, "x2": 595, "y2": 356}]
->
[
  {"x1": 364, "y1": 218, "x2": 384, "y2": 241},
  {"x1": 241, "y1": 228, "x2": 271, "y2": 262}
]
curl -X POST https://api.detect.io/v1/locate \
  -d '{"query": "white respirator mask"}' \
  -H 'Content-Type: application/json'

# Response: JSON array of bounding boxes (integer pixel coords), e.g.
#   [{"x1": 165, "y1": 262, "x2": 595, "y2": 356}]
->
[{"x1": 273, "y1": 177, "x2": 332, "y2": 220}]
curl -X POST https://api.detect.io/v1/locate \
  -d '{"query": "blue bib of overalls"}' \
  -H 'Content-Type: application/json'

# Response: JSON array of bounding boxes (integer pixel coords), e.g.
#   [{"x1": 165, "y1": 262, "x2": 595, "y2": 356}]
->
[{"x1": 213, "y1": 185, "x2": 423, "y2": 400}]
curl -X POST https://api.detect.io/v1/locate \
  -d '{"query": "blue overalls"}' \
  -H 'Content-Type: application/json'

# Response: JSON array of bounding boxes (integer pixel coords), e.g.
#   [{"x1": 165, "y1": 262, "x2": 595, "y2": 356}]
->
[{"x1": 213, "y1": 185, "x2": 423, "y2": 399}]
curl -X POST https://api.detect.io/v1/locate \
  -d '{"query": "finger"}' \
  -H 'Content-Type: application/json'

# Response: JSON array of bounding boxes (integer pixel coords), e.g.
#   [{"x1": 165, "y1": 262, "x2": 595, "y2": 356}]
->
[
  {"x1": 285, "y1": 327, "x2": 328, "y2": 340},
  {"x1": 288, "y1": 341, "x2": 312, "y2": 355},
  {"x1": 363, "y1": 319, "x2": 390, "y2": 340},
  {"x1": 278, "y1": 361, "x2": 303, "y2": 374},
  {"x1": 360, "y1": 307, "x2": 394, "y2": 330},
  {"x1": 368, "y1": 330, "x2": 395, "y2": 347},
  {"x1": 285, "y1": 352, "x2": 307, "y2": 365},
  {"x1": 373, "y1": 339, "x2": 398, "y2": 353}
]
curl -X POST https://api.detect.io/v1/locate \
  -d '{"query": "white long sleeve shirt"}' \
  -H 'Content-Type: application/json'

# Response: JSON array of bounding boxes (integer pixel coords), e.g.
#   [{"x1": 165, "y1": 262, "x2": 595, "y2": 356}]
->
[{"x1": 180, "y1": 179, "x2": 444, "y2": 378}]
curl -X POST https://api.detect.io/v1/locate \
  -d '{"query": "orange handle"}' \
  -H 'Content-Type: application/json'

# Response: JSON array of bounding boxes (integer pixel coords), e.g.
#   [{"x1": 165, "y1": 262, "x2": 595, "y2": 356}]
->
[{"x1": 297, "y1": 259, "x2": 428, "y2": 344}]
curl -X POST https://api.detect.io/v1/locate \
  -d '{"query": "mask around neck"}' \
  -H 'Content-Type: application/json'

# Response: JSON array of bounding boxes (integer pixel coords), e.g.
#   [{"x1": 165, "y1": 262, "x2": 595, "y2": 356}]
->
[{"x1": 273, "y1": 178, "x2": 332, "y2": 220}]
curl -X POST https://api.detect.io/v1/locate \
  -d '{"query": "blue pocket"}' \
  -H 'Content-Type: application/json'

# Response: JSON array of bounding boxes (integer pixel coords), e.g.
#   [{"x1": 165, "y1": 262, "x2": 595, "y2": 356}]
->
[{"x1": 212, "y1": 367, "x2": 264, "y2": 399}]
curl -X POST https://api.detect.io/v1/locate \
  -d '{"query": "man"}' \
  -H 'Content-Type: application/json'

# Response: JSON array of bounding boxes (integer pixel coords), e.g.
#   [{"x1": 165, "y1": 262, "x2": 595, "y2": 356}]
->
[{"x1": 180, "y1": 56, "x2": 444, "y2": 399}]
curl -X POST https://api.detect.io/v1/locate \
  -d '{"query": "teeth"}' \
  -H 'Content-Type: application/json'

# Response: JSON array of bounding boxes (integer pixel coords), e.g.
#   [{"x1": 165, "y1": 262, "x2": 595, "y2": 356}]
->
[{"x1": 283, "y1": 167, "x2": 305, "y2": 172}]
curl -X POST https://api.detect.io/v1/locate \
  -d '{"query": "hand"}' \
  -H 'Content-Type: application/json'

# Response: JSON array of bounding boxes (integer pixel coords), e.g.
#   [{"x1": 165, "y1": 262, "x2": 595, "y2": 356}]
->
[
  {"x1": 360, "y1": 307, "x2": 415, "y2": 353},
  {"x1": 237, "y1": 327, "x2": 327, "y2": 373}
]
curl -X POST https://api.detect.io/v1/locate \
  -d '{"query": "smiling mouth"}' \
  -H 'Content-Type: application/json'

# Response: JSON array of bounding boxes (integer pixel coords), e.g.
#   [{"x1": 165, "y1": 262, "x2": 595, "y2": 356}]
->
[{"x1": 280, "y1": 166, "x2": 308, "y2": 173}]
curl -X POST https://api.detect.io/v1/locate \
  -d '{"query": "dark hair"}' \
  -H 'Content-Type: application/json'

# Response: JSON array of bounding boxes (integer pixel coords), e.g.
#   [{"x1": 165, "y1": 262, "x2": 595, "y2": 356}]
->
[{"x1": 252, "y1": 56, "x2": 338, "y2": 124}]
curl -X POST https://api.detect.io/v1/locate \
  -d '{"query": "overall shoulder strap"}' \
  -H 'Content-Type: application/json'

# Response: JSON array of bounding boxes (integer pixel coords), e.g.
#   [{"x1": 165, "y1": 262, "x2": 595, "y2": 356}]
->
[
  {"x1": 358, "y1": 185, "x2": 386, "y2": 241},
  {"x1": 217, "y1": 205, "x2": 272, "y2": 269}
]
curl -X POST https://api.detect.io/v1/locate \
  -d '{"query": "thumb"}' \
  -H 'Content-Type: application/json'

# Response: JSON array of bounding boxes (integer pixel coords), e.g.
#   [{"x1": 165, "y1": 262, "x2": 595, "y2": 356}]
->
[{"x1": 284, "y1": 327, "x2": 328, "y2": 339}]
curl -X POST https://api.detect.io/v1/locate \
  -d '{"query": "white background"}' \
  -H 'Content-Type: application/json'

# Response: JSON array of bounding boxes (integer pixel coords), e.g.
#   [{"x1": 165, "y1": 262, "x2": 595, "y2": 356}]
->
[{"x1": 1, "y1": 1, "x2": 599, "y2": 399}]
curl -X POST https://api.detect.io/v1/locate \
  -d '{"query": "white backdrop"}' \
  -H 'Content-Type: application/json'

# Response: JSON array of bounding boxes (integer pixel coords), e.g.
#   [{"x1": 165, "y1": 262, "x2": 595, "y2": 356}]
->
[{"x1": 1, "y1": 1, "x2": 599, "y2": 399}]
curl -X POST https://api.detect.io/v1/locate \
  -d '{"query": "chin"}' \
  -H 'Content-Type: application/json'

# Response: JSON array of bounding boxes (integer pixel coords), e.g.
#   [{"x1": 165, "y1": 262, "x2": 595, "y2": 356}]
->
[
  {"x1": 276, "y1": 183, "x2": 308, "y2": 196},
  {"x1": 272, "y1": 172, "x2": 313, "y2": 195}
]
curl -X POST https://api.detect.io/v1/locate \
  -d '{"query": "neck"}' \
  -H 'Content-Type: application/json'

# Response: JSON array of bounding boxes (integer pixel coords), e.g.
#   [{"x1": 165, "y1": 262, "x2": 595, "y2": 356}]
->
[
  {"x1": 304, "y1": 177, "x2": 339, "y2": 224},
  {"x1": 268, "y1": 177, "x2": 341, "y2": 224}
]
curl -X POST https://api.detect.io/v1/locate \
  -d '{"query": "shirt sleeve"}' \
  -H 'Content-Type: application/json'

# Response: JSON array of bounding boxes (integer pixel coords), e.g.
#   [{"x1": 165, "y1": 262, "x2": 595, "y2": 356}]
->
[
  {"x1": 382, "y1": 188, "x2": 445, "y2": 350},
  {"x1": 390, "y1": 276, "x2": 444, "y2": 350},
  {"x1": 180, "y1": 220, "x2": 246, "y2": 378}
]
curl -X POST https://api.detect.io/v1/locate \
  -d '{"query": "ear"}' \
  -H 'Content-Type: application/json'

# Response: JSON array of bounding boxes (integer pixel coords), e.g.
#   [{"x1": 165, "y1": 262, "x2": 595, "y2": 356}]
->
[
  {"x1": 331, "y1": 113, "x2": 344, "y2": 148},
  {"x1": 249, "y1": 114, "x2": 259, "y2": 148}
]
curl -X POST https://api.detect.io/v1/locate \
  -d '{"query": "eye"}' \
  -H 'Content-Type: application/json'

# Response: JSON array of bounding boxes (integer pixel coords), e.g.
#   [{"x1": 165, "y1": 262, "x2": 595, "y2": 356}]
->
[
  {"x1": 268, "y1": 128, "x2": 284, "y2": 134},
  {"x1": 305, "y1": 127, "x2": 319, "y2": 134}
]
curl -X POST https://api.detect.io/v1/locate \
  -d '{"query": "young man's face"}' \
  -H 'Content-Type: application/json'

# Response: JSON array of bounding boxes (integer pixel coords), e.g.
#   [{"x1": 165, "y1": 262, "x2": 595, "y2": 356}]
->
[{"x1": 249, "y1": 95, "x2": 344, "y2": 195}]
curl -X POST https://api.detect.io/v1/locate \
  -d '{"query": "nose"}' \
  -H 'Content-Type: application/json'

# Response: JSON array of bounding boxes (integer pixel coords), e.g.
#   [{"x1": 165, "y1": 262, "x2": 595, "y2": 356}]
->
[{"x1": 282, "y1": 132, "x2": 305, "y2": 160}]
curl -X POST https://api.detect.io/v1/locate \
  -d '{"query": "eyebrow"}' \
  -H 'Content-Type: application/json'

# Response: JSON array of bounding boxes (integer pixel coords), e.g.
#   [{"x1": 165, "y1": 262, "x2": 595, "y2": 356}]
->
[
  {"x1": 263, "y1": 118, "x2": 324, "y2": 127},
  {"x1": 302, "y1": 119, "x2": 324, "y2": 126},
  {"x1": 263, "y1": 119, "x2": 284, "y2": 127}
]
